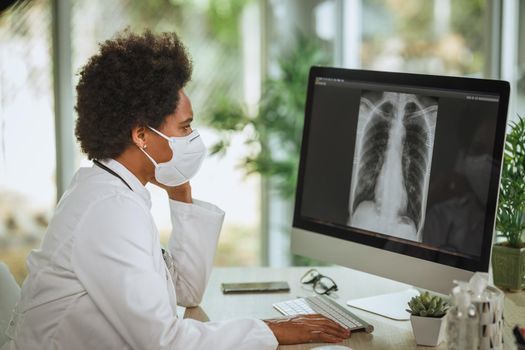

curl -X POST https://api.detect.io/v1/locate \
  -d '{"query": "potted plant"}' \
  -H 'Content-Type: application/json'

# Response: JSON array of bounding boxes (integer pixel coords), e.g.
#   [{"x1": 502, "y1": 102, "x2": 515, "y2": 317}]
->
[
  {"x1": 493, "y1": 115, "x2": 525, "y2": 290},
  {"x1": 407, "y1": 291, "x2": 448, "y2": 347}
]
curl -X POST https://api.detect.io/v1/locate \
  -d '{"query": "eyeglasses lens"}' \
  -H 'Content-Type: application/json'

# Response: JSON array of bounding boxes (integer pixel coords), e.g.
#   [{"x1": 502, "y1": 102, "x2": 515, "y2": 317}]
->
[
  {"x1": 314, "y1": 276, "x2": 337, "y2": 295},
  {"x1": 300, "y1": 269, "x2": 320, "y2": 284}
]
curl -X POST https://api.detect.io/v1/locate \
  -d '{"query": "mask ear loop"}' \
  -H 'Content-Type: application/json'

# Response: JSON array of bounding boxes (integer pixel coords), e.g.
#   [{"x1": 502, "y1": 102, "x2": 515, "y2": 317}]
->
[
  {"x1": 139, "y1": 126, "x2": 171, "y2": 166},
  {"x1": 149, "y1": 125, "x2": 200, "y2": 144},
  {"x1": 138, "y1": 146, "x2": 159, "y2": 167},
  {"x1": 148, "y1": 126, "x2": 171, "y2": 141}
]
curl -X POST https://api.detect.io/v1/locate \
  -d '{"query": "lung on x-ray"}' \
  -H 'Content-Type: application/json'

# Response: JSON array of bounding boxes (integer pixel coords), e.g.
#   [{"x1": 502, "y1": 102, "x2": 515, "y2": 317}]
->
[{"x1": 348, "y1": 91, "x2": 438, "y2": 242}]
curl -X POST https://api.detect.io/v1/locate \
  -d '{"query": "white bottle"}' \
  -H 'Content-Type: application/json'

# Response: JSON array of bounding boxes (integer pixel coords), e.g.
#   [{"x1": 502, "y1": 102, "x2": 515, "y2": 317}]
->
[{"x1": 446, "y1": 282, "x2": 479, "y2": 350}]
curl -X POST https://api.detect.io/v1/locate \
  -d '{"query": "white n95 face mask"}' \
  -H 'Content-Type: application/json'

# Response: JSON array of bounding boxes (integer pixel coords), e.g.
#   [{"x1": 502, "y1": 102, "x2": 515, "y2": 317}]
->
[{"x1": 139, "y1": 126, "x2": 206, "y2": 187}]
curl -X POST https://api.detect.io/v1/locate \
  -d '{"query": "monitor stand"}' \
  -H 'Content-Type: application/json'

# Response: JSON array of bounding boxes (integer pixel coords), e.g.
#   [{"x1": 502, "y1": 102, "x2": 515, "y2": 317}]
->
[{"x1": 347, "y1": 288, "x2": 420, "y2": 321}]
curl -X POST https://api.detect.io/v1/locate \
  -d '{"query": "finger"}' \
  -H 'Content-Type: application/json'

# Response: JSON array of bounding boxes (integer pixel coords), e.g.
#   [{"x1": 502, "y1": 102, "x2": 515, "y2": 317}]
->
[
  {"x1": 301, "y1": 314, "x2": 344, "y2": 326},
  {"x1": 295, "y1": 314, "x2": 339, "y2": 325},
  {"x1": 307, "y1": 324, "x2": 350, "y2": 339},
  {"x1": 317, "y1": 332, "x2": 345, "y2": 344},
  {"x1": 316, "y1": 317, "x2": 349, "y2": 332},
  {"x1": 300, "y1": 315, "x2": 350, "y2": 337},
  {"x1": 290, "y1": 315, "x2": 350, "y2": 340},
  {"x1": 322, "y1": 320, "x2": 351, "y2": 338}
]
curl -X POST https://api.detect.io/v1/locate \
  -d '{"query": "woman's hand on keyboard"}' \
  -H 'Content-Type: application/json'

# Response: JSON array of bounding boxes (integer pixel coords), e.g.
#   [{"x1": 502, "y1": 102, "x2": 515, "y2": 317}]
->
[{"x1": 263, "y1": 314, "x2": 351, "y2": 345}]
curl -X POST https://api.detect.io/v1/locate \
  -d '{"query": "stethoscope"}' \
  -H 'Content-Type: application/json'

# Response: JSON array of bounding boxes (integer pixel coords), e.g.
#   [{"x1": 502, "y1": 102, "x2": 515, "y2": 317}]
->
[{"x1": 93, "y1": 160, "x2": 133, "y2": 192}]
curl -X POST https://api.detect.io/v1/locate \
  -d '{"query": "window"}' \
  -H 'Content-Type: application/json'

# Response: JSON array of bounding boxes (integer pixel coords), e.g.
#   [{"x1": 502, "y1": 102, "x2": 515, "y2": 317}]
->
[
  {"x1": 354, "y1": 0, "x2": 487, "y2": 76},
  {"x1": 0, "y1": 1, "x2": 55, "y2": 284}
]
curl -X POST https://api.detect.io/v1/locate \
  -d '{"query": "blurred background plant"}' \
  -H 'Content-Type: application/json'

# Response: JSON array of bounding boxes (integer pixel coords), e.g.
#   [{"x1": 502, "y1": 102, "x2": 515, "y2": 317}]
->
[
  {"x1": 206, "y1": 37, "x2": 329, "y2": 198},
  {"x1": 205, "y1": 36, "x2": 330, "y2": 266},
  {"x1": 496, "y1": 114, "x2": 525, "y2": 248}
]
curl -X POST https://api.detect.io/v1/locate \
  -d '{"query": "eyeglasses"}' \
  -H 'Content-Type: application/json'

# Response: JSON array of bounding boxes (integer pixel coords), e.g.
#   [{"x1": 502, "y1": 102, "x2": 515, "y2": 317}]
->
[{"x1": 300, "y1": 269, "x2": 338, "y2": 295}]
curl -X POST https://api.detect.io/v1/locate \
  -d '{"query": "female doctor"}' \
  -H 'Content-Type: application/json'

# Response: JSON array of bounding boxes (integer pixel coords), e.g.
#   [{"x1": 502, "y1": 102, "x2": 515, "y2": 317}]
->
[{"x1": 5, "y1": 31, "x2": 350, "y2": 349}]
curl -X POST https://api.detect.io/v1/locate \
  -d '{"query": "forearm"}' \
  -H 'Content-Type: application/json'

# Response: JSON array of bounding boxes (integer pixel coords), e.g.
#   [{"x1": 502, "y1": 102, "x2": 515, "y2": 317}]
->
[
  {"x1": 168, "y1": 198, "x2": 225, "y2": 306},
  {"x1": 166, "y1": 182, "x2": 192, "y2": 203}
]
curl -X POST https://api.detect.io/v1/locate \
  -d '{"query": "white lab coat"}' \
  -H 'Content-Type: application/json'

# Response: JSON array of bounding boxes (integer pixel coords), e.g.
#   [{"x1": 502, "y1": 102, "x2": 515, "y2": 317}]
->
[{"x1": 4, "y1": 159, "x2": 278, "y2": 350}]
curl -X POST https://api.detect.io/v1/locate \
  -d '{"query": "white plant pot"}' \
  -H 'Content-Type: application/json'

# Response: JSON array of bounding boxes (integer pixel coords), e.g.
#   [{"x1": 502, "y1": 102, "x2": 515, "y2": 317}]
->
[{"x1": 410, "y1": 315, "x2": 446, "y2": 347}]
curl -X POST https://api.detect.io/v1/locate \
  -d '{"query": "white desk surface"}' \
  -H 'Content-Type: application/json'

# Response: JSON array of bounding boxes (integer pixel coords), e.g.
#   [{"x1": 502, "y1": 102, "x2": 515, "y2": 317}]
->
[{"x1": 183, "y1": 266, "x2": 525, "y2": 350}]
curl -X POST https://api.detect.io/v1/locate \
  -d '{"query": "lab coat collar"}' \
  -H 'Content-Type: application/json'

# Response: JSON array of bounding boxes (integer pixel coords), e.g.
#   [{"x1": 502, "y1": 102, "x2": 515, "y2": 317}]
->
[{"x1": 99, "y1": 158, "x2": 152, "y2": 209}]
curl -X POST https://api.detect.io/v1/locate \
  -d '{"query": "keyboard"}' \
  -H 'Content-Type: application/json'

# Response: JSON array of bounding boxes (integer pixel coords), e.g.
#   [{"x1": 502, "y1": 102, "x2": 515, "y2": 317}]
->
[{"x1": 273, "y1": 295, "x2": 374, "y2": 333}]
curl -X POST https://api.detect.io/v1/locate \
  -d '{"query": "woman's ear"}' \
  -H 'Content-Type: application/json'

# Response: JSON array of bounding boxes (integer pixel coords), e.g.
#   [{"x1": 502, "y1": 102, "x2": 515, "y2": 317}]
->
[{"x1": 131, "y1": 125, "x2": 148, "y2": 150}]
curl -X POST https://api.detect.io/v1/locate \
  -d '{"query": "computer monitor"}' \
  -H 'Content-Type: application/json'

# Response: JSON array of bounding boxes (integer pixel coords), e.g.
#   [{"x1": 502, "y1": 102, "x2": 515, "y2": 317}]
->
[{"x1": 291, "y1": 66, "x2": 510, "y2": 319}]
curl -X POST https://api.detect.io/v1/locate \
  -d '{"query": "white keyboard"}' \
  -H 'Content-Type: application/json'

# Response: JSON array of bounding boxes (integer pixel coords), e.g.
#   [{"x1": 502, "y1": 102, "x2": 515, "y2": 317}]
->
[{"x1": 273, "y1": 295, "x2": 374, "y2": 333}]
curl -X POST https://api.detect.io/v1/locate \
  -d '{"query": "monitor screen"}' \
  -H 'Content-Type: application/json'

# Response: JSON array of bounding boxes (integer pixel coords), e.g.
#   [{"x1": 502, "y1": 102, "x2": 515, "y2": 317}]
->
[{"x1": 294, "y1": 67, "x2": 509, "y2": 273}]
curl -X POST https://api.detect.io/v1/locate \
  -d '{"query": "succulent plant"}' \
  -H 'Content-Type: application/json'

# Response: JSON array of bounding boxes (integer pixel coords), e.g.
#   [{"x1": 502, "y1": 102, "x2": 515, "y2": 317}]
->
[{"x1": 406, "y1": 291, "x2": 448, "y2": 318}]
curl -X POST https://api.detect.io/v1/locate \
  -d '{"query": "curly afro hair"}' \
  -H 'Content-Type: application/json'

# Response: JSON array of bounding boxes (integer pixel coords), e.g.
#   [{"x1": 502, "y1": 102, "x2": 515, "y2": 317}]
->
[{"x1": 75, "y1": 29, "x2": 192, "y2": 160}]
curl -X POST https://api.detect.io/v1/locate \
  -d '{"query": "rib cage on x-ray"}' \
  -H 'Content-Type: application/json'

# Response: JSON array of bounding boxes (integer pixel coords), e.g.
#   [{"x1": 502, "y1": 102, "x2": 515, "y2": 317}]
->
[{"x1": 348, "y1": 92, "x2": 438, "y2": 242}]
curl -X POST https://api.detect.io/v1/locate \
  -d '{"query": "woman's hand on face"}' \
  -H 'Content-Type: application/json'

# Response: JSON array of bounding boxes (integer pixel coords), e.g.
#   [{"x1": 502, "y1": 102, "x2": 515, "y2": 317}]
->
[
  {"x1": 150, "y1": 179, "x2": 192, "y2": 204},
  {"x1": 263, "y1": 314, "x2": 351, "y2": 345}
]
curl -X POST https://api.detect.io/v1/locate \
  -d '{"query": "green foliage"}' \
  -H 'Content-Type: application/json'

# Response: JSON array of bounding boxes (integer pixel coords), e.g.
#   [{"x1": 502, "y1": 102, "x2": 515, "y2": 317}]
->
[
  {"x1": 207, "y1": 0, "x2": 251, "y2": 49},
  {"x1": 406, "y1": 291, "x2": 448, "y2": 318},
  {"x1": 450, "y1": 0, "x2": 485, "y2": 52},
  {"x1": 126, "y1": 0, "x2": 183, "y2": 30},
  {"x1": 205, "y1": 37, "x2": 330, "y2": 198},
  {"x1": 126, "y1": 0, "x2": 250, "y2": 49},
  {"x1": 390, "y1": 0, "x2": 434, "y2": 42},
  {"x1": 496, "y1": 115, "x2": 525, "y2": 248},
  {"x1": 291, "y1": 254, "x2": 329, "y2": 267}
]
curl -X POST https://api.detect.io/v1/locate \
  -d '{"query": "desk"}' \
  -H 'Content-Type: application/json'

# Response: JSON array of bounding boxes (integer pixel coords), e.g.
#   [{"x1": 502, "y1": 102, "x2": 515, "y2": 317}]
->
[{"x1": 184, "y1": 267, "x2": 525, "y2": 350}]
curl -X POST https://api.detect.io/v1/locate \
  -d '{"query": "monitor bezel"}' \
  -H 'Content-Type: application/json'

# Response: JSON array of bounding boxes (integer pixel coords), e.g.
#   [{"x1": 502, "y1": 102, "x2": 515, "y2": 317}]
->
[{"x1": 293, "y1": 66, "x2": 510, "y2": 274}]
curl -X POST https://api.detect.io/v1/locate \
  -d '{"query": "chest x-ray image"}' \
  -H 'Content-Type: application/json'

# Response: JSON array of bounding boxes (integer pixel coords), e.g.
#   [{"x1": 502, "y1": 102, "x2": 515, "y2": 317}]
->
[{"x1": 348, "y1": 91, "x2": 438, "y2": 242}]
